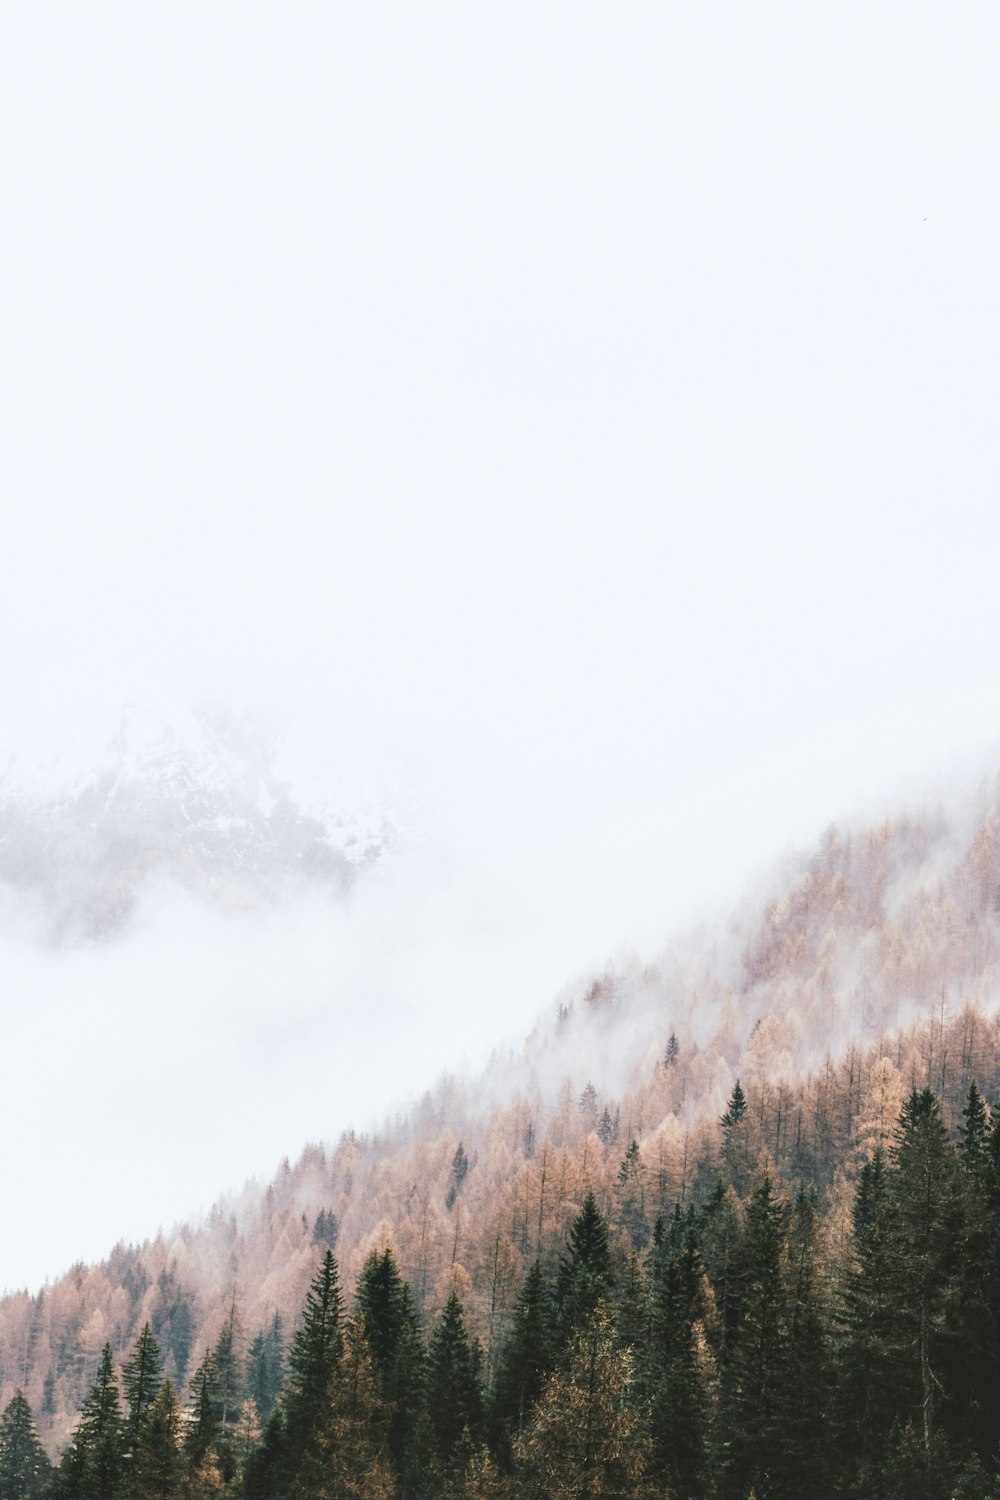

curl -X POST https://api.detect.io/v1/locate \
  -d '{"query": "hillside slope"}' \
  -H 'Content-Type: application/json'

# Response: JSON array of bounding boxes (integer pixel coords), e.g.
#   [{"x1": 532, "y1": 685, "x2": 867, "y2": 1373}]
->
[{"x1": 2, "y1": 771, "x2": 999, "y2": 1456}]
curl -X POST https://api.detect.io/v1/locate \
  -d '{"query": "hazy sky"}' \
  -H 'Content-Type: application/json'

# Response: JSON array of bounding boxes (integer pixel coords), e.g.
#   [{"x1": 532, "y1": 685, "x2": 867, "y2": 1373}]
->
[{"x1": 2, "y1": 4, "x2": 1000, "y2": 1291}]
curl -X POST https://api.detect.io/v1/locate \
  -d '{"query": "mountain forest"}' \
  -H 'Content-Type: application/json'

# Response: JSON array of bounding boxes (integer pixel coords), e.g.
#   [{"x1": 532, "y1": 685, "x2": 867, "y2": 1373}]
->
[{"x1": 3, "y1": 776, "x2": 1000, "y2": 1498}]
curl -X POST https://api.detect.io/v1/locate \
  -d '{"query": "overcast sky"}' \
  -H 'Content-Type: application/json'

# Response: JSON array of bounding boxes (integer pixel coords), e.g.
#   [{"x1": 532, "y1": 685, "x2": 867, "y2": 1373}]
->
[{"x1": 2, "y1": 4, "x2": 1000, "y2": 1292}]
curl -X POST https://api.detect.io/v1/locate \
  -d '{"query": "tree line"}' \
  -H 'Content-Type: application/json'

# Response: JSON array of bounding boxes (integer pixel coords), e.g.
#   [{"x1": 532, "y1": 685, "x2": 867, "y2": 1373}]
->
[{"x1": 4, "y1": 1079, "x2": 1000, "y2": 1498}]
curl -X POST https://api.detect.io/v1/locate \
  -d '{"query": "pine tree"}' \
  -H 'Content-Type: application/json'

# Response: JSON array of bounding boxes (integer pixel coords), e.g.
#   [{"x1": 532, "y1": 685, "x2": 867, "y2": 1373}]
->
[
  {"x1": 60, "y1": 1343, "x2": 126, "y2": 1500},
  {"x1": 446, "y1": 1144, "x2": 470, "y2": 1210},
  {"x1": 184, "y1": 1353, "x2": 220, "y2": 1468},
  {"x1": 311, "y1": 1209, "x2": 339, "y2": 1249},
  {"x1": 488, "y1": 1260, "x2": 554, "y2": 1465},
  {"x1": 720, "y1": 1081, "x2": 751, "y2": 1194},
  {"x1": 212, "y1": 1293, "x2": 245, "y2": 1434},
  {"x1": 770, "y1": 1187, "x2": 835, "y2": 1499},
  {"x1": 0, "y1": 1390, "x2": 51, "y2": 1500},
  {"x1": 555, "y1": 1192, "x2": 615, "y2": 1343},
  {"x1": 888, "y1": 1088, "x2": 961, "y2": 1457},
  {"x1": 247, "y1": 1314, "x2": 285, "y2": 1421},
  {"x1": 426, "y1": 1291, "x2": 484, "y2": 1473},
  {"x1": 121, "y1": 1323, "x2": 163, "y2": 1458},
  {"x1": 720, "y1": 1175, "x2": 786, "y2": 1500},
  {"x1": 698, "y1": 1180, "x2": 745, "y2": 1367},
  {"x1": 959, "y1": 1080, "x2": 990, "y2": 1178},
  {"x1": 615, "y1": 1141, "x2": 649, "y2": 1250},
  {"x1": 839, "y1": 1148, "x2": 900, "y2": 1484},
  {"x1": 125, "y1": 1381, "x2": 184, "y2": 1500},
  {"x1": 354, "y1": 1246, "x2": 425, "y2": 1486},
  {"x1": 650, "y1": 1231, "x2": 714, "y2": 1498},
  {"x1": 242, "y1": 1408, "x2": 286, "y2": 1500},
  {"x1": 289, "y1": 1323, "x2": 395, "y2": 1500},
  {"x1": 284, "y1": 1250, "x2": 344, "y2": 1470}
]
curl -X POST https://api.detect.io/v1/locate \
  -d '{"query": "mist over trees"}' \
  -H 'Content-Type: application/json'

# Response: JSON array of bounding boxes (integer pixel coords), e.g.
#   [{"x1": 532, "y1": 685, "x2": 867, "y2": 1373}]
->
[{"x1": 1, "y1": 777, "x2": 1000, "y2": 1494}]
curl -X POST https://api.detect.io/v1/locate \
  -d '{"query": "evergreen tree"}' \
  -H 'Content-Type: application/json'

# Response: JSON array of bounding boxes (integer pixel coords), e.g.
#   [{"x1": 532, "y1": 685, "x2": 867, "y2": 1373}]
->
[
  {"x1": 615, "y1": 1141, "x2": 649, "y2": 1250},
  {"x1": 650, "y1": 1231, "x2": 714, "y2": 1499},
  {"x1": 242, "y1": 1408, "x2": 286, "y2": 1500},
  {"x1": 125, "y1": 1381, "x2": 184, "y2": 1500},
  {"x1": 247, "y1": 1314, "x2": 285, "y2": 1421},
  {"x1": 613, "y1": 1253, "x2": 650, "y2": 1372},
  {"x1": 720, "y1": 1175, "x2": 786, "y2": 1500},
  {"x1": 212, "y1": 1293, "x2": 245, "y2": 1434},
  {"x1": 698, "y1": 1180, "x2": 745, "y2": 1367},
  {"x1": 289, "y1": 1323, "x2": 395, "y2": 1500},
  {"x1": 720, "y1": 1080, "x2": 751, "y2": 1194},
  {"x1": 284, "y1": 1250, "x2": 344, "y2": 1468},
  {"x1": 888, "y1": 1088, "x2": 961, "y2": 1457},
  {"x1": 770, "y1": 1187, "x2": 835, "y2": 1499},
  {"x1": 59, "y1": 1343, "x2": 126, "y2": 1500},
  {"x1": 426, "y1": 1291, "x2": 484, "y2": 1474},
  {"x1": 354, "y1": 1246, "x2": 425, "y2": 1487},
  {"x1": 446, "y1": 1144, "x2": 470, "y2": 1210},
  {"x1": 555, "y1": 1192, "x2": 614, "y2": 1343},
  {"x1": 839, "y1": 1147, "x2": 901, "y2": 1485},
  {"x1": 958, "y1": 1080, "x2": 990, "y2": 1179},
  {"x1": 184, "y1": 1353, "x2": 221, "y2": 1468},
  {"x1": 311, "y1": 1209, "x2": 339, "y2": 1249},
  {"x1": 488, "y1": 1260, "x2": 554, "y2": 1465},
  {"x1": 121, "y1": 1323, "x2": 163, "y2": 1457},
  {"x1": 0, "y1": 1391, "x2": 51, "y2": 1500}
]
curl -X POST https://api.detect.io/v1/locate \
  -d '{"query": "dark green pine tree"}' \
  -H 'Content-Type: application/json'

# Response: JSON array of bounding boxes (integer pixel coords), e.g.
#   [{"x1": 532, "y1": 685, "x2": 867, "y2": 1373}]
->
[
  {"x1": 183, "y1": 1352, "x2": 220, "y2": 1468},
  {"x1": 555, "y1": 1192, "x2": 615, "y2": 1343},
  {"x1": 425, "y1": 1290, "x2": 484, "y2": 1474},
  {"x1": 125, "y1": 1381, "x2": 184, "y2": 1500},
  {"x1": 769, "y1": 1187, "x2": 835, "y2": 1500},
  {"x1": 283, "y1": 1250, "x2": 343, "y2": 1468},
  {"x1": 212, "y1": 1294, "x2": 245, "y2": 1433},
  {"x1": 720, "y1": 1080, "x2": 751, "y2": 1195},
  {"x1": 698, "y1": 1179, "x2": 745, "y2": 1368},
  {"x1": 959, "y1": 1080, "x2": 990, "y2": 1178},
  {"x1": 242, "y1": 1408, "x2": 286, "y2": 1500},
  {"x1": 0, "y1": 1390, "x2": 51, "y2": 1500},
  {"x1": 488, "y1": 1260, "x2": 555, "y2": 1465},
  {"x1": 838, "y1": 1148, "x2": 901, "y2": 1486},
  {"x1": 649, "y1": 1231, "x2": 713, "y2": 1500},
  {"x1": 354, "y1": 1246, "x2": 426, "y2": 1489},
  {"x1": 209, "y1": 1293, "x2": 244, "y2": 1484},
  {"x1": 616, "y1": 1141, "x2": 650, "y2": 1250},
  {"x1": 888, "y1": 1088, "x2": 962, "y2": 1459},
  {"x1": 952, "y1": 1081, "x2": 998, "y2": 1466},
  {"x1": 59, "y1": 1343, "x2": 126, "y2": 1500},
  {"x1": 247, "y1": 1314, "x2": 285, "y2": 1421},
  {"x1": 720, "y1": 1175, "x2": 786, "y2": 1500},
  {"x1": 121, "y1": 1322, "x2": 163, "y2": 1458},
  {"x1": 614, "y1": 1253, "x2": 651, "y2": 1371}
]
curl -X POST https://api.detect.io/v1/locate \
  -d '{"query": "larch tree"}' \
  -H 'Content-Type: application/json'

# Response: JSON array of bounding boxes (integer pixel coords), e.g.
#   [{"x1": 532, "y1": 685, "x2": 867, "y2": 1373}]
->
[{"x1": 514, "y1": 1302, "x2": 650, "y2": 1499}]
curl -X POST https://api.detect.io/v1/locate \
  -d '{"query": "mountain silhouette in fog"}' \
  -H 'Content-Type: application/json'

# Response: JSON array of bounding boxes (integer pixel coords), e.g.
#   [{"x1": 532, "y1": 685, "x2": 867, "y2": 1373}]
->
[{"x1": 0, "y1": 704, "x2": 387, "y2": 942}]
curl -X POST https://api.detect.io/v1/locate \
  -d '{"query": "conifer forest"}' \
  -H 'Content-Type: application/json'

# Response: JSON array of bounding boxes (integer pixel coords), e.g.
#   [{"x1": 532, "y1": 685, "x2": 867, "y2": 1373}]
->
[{"x1": 1, "y1": 786, "x2": 1000, "y2": 1498}]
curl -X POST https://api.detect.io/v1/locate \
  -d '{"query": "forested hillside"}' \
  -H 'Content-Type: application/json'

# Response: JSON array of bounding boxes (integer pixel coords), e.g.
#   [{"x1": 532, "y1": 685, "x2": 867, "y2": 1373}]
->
[{"x1": 2, "y1": 775, "x2": 1000, "y2": 1496}]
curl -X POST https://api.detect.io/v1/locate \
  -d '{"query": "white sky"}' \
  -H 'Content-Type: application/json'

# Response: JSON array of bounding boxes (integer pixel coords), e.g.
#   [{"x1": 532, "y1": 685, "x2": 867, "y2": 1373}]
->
[{"x1": 2, "y1": 4, "x2": 1000, "y2": 1291}]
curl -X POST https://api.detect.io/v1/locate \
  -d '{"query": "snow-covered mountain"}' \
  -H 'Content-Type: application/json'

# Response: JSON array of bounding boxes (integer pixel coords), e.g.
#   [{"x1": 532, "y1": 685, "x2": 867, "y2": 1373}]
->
[{"x1": 0, "y1": 703, "x2": 390, "y2": 942}]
